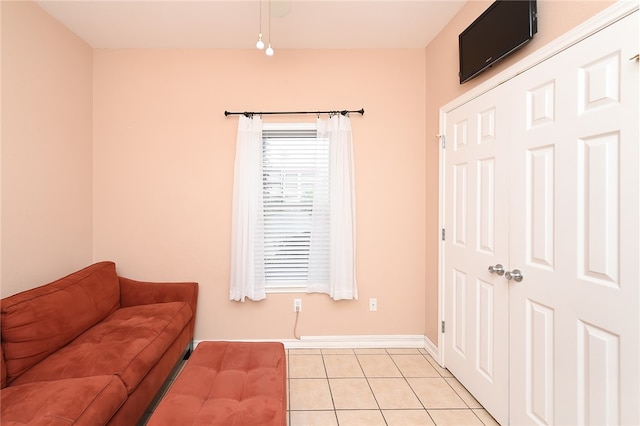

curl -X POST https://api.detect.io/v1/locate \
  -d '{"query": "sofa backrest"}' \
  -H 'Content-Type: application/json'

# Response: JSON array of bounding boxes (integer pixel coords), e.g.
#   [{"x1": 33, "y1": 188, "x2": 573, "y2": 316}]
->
[{"x1": 0, "y1": 261, "x2": 120, "y2": 384}]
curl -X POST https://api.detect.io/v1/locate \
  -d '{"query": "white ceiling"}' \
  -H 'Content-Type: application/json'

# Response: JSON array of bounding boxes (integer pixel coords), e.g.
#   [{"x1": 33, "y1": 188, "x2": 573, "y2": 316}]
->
[{"x1": 35, "y1": 0, "x2": 468, "y2": 49}]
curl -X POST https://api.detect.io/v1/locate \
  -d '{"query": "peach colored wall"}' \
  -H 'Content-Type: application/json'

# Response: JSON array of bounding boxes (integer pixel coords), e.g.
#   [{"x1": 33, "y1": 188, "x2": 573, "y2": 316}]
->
[
  {"x1": 0, "y1": 1, "x2": 93, "y2": 297},
  {"x1": 1, "y1": 0, "x2": 616, "y2": 344},
  {"x1": 423, "y1": 0, "x2": 615, "y2": 343},
  {"x1": 93, "y1": 49, "x2": 427, "y2": 340}
]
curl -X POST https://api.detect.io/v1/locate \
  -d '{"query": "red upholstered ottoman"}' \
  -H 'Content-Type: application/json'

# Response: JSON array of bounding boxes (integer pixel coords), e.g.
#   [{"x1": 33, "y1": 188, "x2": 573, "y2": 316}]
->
[{"x1": 147, "y1": 341, "x2": 286, "y2": 426}]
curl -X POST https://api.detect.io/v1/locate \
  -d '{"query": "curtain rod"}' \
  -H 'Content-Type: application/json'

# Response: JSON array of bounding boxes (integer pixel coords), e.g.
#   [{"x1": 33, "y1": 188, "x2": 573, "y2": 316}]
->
[{"x1": 224, "y1": 108, "x2": 364, "y2": 117}]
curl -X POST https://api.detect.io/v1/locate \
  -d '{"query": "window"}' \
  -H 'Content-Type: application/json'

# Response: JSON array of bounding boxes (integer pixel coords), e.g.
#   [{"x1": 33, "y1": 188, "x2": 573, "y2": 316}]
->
[
  {"x1": 261, "y1": 123, "x2": 329, "y2": 292},
  {"x1": 230, "y1": 114, "x2": 356, "y2": 302}
]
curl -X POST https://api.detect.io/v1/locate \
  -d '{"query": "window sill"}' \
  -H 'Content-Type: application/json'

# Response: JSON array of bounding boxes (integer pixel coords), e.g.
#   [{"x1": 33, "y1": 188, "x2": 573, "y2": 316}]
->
[{"x1": 265, "y1": 286, "x2": 307, "y2": 294}]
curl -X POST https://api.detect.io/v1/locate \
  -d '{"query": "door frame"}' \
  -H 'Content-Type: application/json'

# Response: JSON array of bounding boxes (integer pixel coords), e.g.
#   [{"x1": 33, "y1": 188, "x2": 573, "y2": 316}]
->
[{"x1": 437, "y1": 0, "x2": 638, "y2": 368}]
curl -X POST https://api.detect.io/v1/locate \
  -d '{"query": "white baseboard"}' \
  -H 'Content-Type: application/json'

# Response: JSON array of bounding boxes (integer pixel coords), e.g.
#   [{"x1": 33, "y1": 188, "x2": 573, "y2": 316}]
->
[
  {"x1": 423, "y1": 335, "x2": 439, "y2": 362},
  {"x1": 194, "y1": 335, "x2": 431, "y2": 350},
  {"x1": 282, "y1": 334, "x2": 427, "y2": 349}
]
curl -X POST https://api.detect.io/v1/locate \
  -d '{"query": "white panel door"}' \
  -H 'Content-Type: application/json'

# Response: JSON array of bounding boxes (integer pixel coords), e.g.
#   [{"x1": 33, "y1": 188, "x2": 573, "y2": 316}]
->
[
  {"x1": 443, "y1": 84, "x2": 510, "y2": 425},
  {"x1": 442, "y1": 9, "x2": 638, "y2": 426},
  {"x1": 508, "y1": 12, "x2": 639, "y2": 425}
]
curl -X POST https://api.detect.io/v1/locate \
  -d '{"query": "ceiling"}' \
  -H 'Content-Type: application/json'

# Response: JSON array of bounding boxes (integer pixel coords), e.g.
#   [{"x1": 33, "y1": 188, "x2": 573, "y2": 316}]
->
[{"x1": 35, "y1": 0, "x2": 468, "y2": 49}]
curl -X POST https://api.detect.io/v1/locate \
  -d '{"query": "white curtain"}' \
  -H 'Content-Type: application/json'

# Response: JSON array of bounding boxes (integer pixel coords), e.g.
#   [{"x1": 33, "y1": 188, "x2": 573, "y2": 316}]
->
[
  {"x1": 308, "y1": 114, "x2": 358, "y2": 300},
  {"x1": 229, "y1": 115, "x2": 266, "y2": 301}
]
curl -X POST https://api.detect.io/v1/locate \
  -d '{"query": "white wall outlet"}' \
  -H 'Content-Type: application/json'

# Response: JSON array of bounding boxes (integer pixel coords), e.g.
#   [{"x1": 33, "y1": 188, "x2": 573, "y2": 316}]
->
[
  {"x1": 293, "y1": 298, "x2": 302, "y2": 312},
  {"x1": 369, "y1": 298, "x2": 378, "y2": 311}
]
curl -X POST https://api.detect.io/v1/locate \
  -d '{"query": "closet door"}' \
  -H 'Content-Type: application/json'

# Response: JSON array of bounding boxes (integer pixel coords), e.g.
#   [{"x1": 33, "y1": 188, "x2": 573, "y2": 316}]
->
[
  {"x1": 442, "y1": 84, "x2": 510, "y2": 425},
  {"x1": 508, "y1": 12, "x2": 639, "y2": 425}
]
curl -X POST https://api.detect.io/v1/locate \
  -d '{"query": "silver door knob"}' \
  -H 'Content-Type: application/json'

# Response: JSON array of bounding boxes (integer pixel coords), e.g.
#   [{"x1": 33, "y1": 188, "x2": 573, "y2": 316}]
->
[
  {"x1": 488, "y1": 264, "x2": 505, "y2": 276},
  {"x1": 505, "y1": 269, "x2": 523, "y2": 282}
]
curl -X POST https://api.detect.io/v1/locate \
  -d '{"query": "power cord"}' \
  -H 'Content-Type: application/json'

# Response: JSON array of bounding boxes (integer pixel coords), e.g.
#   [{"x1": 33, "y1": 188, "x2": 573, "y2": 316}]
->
[{"x1": 293, "y1": 307, "x2": 301, "y2": 340}]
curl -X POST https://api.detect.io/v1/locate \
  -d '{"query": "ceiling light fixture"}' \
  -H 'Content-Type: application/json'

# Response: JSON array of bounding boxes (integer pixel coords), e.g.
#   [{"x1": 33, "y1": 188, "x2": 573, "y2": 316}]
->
[
  {"x1": 265, "y1": 0, "x2": 274, "y2": 56},
  {"x1": 256, "y1": 0, "x2": 264, "y2": 49}
]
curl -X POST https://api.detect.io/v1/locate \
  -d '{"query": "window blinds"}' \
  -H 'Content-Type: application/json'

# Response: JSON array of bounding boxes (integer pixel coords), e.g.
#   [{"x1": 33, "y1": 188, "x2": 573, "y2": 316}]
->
[{"x1": 261, "y1": 125, "x2": 330, "y2": 287}]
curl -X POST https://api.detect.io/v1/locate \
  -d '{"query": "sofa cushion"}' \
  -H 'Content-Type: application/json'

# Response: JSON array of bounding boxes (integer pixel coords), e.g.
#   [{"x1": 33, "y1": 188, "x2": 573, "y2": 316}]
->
[
  {"x1": 0, "y1": 375, "x2": 127, "y2": 425},
  {"x1": 1, "y1": 262, "x2": 120, "y2": 383},
  {"x1": 11, "y1": 301, "x2": 193, "y2": 394},
  {"x1": 147, "y1": 342, "x2": 286, "y2": 426}
]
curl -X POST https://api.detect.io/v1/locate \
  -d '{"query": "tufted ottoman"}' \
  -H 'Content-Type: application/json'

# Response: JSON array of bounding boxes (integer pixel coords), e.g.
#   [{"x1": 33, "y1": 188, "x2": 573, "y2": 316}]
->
[{"x1": 147, "y1": 341, "x2": 286, "y2": 426}]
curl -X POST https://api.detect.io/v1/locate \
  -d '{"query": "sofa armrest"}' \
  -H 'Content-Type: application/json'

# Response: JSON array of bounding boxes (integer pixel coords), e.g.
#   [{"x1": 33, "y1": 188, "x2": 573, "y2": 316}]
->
[{"x1": 119, "y1": 277, "x2": 198, "y2": 338}]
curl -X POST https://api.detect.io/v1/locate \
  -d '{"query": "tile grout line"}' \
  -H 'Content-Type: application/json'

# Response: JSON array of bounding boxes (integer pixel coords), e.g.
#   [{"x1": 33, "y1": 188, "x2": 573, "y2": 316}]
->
[
  {"x1": 320, "y1": 348, "x2": 341, "y2": 425},
  {"x1": 439, "y1": 370, "x2": 495, "y2": 425},
  {"x1": 286, "y1": 348, "x2": 497, "y2": 426},
  {"x1": 356, "y1": 349, "x2": 388, "y2": 425},
  {"x1": 389, "y1": 349, "x2": 440, "y2": 425},
  {"x1": 417, "y1": 351, "x2": 497, "y2": 426}
]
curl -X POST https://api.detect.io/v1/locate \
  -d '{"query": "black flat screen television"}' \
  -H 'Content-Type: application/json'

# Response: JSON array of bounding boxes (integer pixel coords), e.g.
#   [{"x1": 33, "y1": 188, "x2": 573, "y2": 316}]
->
[{"x1": 459, "y1": 0, "x2": 538, "y2": 84}]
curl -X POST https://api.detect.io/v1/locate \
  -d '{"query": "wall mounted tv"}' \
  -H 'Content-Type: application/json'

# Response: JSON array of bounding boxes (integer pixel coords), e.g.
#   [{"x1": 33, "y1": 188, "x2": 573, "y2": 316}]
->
[{"x1": 459, "y1": 0, "x2": 537, "y2": 84}]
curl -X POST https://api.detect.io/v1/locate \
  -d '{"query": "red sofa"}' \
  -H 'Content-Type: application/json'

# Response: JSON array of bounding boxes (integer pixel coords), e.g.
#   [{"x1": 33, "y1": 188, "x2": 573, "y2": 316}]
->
[{"x1": 0, "y1": 261, "x2": 198, "y2": 425}]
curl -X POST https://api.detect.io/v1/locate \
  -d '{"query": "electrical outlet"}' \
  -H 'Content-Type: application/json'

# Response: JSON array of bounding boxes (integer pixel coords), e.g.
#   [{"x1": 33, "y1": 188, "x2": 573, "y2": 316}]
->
[
  {"x1": 369, "y1": 298, "x2": 377, "y2": 311},
  {"x1": 293, "y1": 298, "x2": 302, "y2": 312}
]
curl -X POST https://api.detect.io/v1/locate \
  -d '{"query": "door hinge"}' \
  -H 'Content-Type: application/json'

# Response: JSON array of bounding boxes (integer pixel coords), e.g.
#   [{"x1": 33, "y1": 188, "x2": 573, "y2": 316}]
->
[
  {"x1": 441, "y1": 228, "x2": 445, "y2": 241},
  {"x1": 437, "y1": 134, "x2": 446, "y2": 149},
  {"x1": 442, "y1": 321, "x2": 446, "y2": 333}
]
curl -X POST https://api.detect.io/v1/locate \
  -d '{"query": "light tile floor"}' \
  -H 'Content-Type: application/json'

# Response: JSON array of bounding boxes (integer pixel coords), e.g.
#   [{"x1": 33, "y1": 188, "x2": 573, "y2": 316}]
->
[
  {"x1": 287, "y1": 348, "x2": 501, "y2": 426},
  {"x1": 140, "y1": 347, "x2": 501, "y2": 426}
]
